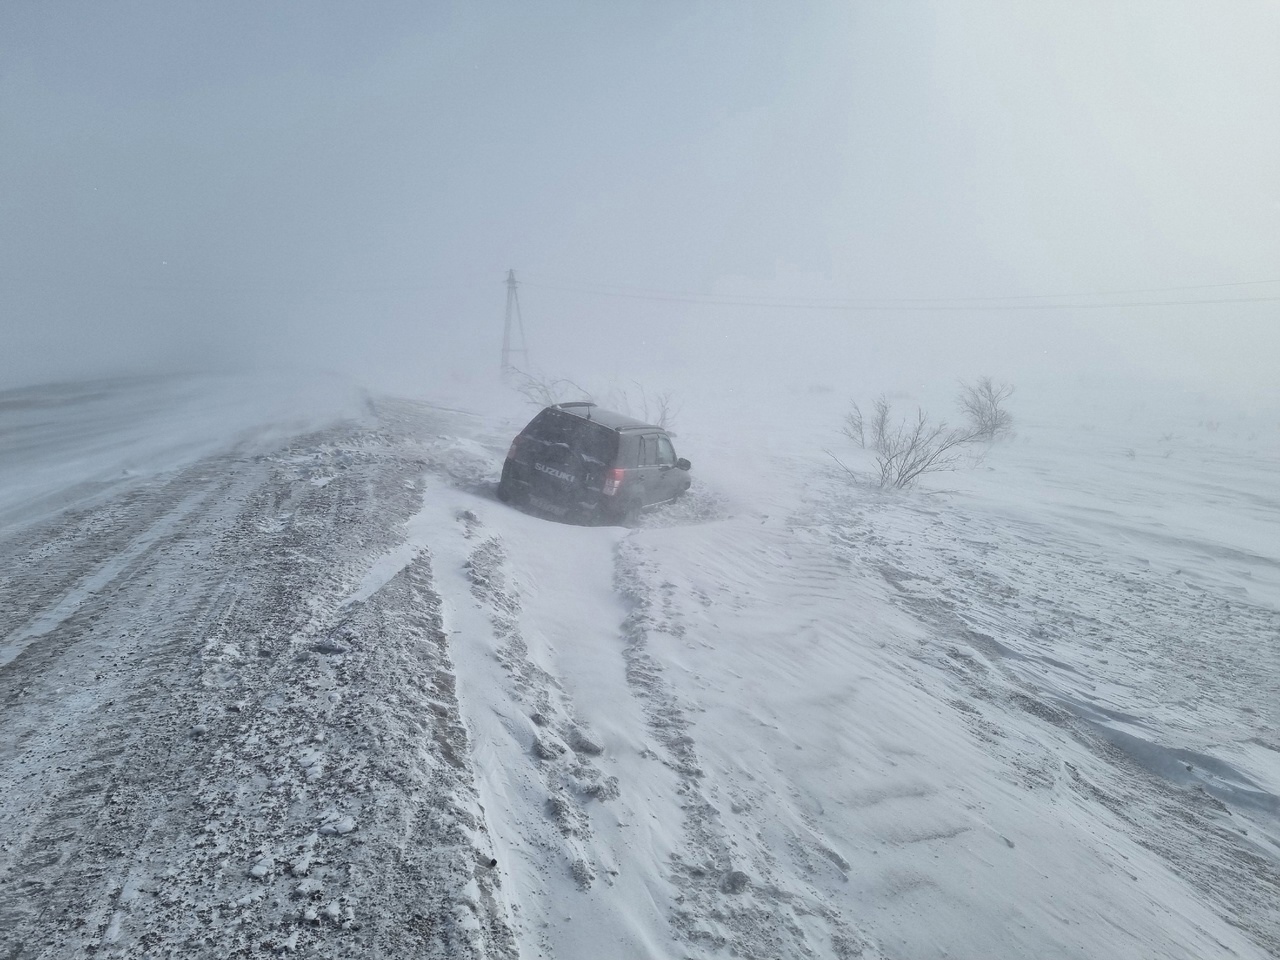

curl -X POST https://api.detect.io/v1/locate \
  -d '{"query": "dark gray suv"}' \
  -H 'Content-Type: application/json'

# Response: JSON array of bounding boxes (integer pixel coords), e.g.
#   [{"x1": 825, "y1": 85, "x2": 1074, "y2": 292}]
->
[{"x1": 496, "y1": 402, "x2": 692, "y2": 525}]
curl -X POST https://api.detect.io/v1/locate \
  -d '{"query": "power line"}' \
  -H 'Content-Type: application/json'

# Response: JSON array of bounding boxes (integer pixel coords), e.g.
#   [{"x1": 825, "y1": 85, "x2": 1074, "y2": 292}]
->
[
  {"x1": 517, "y1": 276, "x2": 1280, "y2": 311},
  {"x1": 518, "y1": 273, "x2": 1280, "y2": 301},
  {"x1": 44, "y1": 277, "x2": 497, "y2": 296},
  {"x1": 36, "y1": 269, "x2": 1280, "y2": 311}
]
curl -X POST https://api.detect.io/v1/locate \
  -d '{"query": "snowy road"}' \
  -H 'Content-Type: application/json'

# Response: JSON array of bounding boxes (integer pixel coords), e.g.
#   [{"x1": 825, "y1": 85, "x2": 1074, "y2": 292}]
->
[
  {"x1": 1, "y1": 394, "x2": 518, "y2": 957},
  {"x1": 2, "y1": 380, "x2": 1277, "y2": 959}
]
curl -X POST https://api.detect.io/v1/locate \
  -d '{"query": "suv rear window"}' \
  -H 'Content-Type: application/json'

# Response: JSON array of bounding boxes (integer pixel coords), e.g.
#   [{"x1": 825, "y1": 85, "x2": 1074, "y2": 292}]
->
[{"x1": 525, "y1": 409, "x2": 618, "y2": 467}]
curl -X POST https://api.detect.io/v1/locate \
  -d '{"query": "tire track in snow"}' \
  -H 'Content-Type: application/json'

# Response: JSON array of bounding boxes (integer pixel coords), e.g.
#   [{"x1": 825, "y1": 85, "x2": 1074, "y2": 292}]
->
[
  {"x1": 613, "y1": 537, "x2": 878, "y2": 960},
  {"x1": 459, "y1": 514, "x2": 620, "y2": 892},
  {"x1": 0, "y1": 473, "x2": 230, "y2": 670}
]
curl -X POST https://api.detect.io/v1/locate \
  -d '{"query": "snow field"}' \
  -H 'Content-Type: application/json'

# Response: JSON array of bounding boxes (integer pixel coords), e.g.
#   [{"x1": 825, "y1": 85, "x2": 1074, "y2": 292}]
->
[{"x1": 2, "y1": 376, "x2": 1276, "y2": 959}]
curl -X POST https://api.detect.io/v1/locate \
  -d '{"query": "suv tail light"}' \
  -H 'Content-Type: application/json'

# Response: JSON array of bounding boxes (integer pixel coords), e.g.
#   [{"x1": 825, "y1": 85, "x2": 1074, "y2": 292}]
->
[
  {"x1": 602, "y1": 468, "x2": 625, "y2": 496},
  {"x1": 506, "y1": 436, "x2": 524, "y2": 460}
]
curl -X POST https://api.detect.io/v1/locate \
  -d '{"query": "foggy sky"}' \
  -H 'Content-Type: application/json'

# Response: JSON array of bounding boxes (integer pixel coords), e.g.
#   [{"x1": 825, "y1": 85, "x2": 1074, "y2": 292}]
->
[{"x1": 3, "y1": 1, "x2": 1278, "y2": 401}]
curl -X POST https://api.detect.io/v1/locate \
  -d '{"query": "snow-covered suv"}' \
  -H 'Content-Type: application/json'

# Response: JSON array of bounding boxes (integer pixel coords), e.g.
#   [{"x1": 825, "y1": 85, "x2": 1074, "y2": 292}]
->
[{"x1": 496, "y1": 402, "x2": 692, "y2": 524}]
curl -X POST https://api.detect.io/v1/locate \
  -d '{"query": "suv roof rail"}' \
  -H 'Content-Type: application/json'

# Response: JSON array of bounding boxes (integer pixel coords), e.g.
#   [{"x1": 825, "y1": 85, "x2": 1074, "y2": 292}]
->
[{"x1": 554, "y1": 401, "x2": 596, "y2": 408}]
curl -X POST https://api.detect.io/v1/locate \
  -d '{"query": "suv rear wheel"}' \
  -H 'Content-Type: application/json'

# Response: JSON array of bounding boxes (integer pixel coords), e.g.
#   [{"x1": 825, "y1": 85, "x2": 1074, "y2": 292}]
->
[
  {"x1": 601, "y1": 496, "x2": 641, "y2": 527},
  {"x1": 496, "y1": 463, "x2": 525, "y2": 505}
]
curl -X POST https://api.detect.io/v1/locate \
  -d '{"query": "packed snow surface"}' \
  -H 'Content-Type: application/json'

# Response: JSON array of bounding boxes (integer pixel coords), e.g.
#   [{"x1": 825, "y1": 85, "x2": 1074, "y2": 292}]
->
[{"x1": 1, "y1": 373, "x2": 1276, "y2": 959}]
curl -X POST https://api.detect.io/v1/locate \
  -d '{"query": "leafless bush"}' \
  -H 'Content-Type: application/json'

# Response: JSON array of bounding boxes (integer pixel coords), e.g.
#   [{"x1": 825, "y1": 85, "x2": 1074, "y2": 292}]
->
[
  {"x1": 651, "y1": 391, "x2": 679, "y2": 430},
  {"x1": 507, "y1": 368, "x2": 592, "y2": 407},
  {"x1": 508, "y1": 371, "x2": 680, "y2": 429},
  {"x1": 842, "y1": 402, "x2": 865, "y2": 448},
  {"x1": 870, "y1": 395, "x2": 891, "y2": 451},
  {"x1": 874, "y1": 408, "x2": 982, "y2": 488},
  {"x1": 957, "y1": 376, "x2": 1015, "y2": 441},
  {"x1": 843, "y1": 395, "x2": 910, "y2": 454},
  {"x1": 842, "y1": 395, "x2": 983, "y2": 489},
  {"x1": 602, "y1": 381, "x2": 681, "y2": 430}
]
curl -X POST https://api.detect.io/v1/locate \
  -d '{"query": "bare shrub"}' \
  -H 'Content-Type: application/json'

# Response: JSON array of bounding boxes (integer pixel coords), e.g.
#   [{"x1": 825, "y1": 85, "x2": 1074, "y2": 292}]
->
[
  {"x1": 957, "y1": 376, "x2": 1015, "y2": 441},
  {"x1": 508, "y1": 371, "x2": 680, "y2": 430},
  {"x1": 871, "y1": 395, "x2": 891, "y2": 451},
  {"x1": 508, "y1": 368, "x2": 592, "y2": 407},
  {"x1": 602, "y1": 381, "x2": 681, "y2": 430},
  {"x1": 649, "y1": 390, "x2": 680, "y2": 431},
  {"x1": 873, "y1": 407, "x2": 982, "y2": 488},
  {"x1": 841, "y1": 395, "x2": 983, "y2": 489},
  {"x1": 842, "y1": 402, "x2": 865, "y2": 448}
]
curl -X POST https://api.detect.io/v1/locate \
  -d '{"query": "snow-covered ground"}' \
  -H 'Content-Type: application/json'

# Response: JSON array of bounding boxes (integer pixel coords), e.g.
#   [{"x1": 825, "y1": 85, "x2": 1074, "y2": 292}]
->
[{"x1": 1, "y1": 373, "x2": 1276, "y2": 959}]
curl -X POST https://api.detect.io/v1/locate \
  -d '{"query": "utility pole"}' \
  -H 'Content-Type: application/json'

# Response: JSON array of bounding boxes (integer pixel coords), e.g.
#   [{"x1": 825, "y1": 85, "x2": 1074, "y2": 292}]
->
[{"x1": 501, "y1": 268, "x2": 529, "y2": 380}]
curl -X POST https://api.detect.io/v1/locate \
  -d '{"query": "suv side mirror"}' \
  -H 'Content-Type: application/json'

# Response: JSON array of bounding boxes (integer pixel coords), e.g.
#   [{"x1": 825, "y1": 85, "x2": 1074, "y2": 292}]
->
[{"x1": 676, "y1": 458, "x2": 691, "y2": 471}]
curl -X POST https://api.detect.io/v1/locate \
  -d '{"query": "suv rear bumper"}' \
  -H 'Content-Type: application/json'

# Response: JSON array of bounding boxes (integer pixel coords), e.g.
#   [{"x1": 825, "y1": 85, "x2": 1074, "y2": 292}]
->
[{"x1": 498, "y1": 459, "x2": 609, "y2": 521}]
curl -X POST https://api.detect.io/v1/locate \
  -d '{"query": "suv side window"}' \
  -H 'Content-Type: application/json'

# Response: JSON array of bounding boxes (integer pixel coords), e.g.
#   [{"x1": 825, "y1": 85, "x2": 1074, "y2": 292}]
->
[
  {"x1": 656, "y1": 435, "x2": 676, "y2": 466},
  {"x1": 617, "y1": 433, "x2": 640, "y2": 468},
  {"x1": 639, "y1": 434, "x2": 660, "y2": 467}
]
